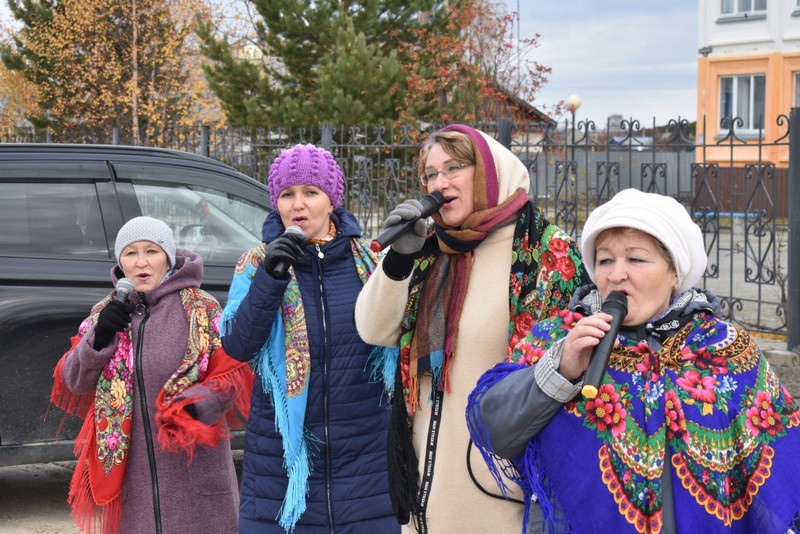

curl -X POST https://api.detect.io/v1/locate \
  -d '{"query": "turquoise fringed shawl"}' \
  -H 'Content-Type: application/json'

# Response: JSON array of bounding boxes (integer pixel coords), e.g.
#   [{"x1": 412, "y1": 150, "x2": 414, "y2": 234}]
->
[{"x1": 221, "y1": 237, "x2": 393, "y2": 531}]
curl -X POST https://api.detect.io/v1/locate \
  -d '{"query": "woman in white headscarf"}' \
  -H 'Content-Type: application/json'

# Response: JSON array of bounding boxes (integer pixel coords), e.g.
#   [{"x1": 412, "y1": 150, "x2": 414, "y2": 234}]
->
[{"x1": 467, "y1": 189, "x2": 800, "y2": 533}]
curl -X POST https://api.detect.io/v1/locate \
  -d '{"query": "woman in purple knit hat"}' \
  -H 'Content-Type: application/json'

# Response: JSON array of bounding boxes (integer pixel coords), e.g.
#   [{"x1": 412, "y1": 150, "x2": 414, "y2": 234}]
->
[{"x1": 221, "y1": 144, "x2": 399, "y2": 533}]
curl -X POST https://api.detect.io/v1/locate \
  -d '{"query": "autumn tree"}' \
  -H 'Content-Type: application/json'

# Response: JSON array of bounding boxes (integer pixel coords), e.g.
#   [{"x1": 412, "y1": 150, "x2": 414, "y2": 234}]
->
[
  {"x1": 397, "y1": 0, "x2": 553, "y2": 126},
  {"x1": 0, "y1": 26, "x2": 38, "y2": 137},
  {"x1": 1, "y1": 0, "x2": 224, "y2": 144},
  {"x1": 196, "y1": 0, "x2": 446, "y2": 127}
]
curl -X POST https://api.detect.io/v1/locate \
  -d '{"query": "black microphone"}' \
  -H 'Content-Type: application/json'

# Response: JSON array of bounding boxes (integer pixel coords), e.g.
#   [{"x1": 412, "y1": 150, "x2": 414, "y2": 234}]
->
[
  {"x1": 115, "y1": 278, "x2": 135, "y2": 303},
  {"x1": 269, "y1": 225, "x2": 306, "y2": 278},
  {"x1": 370, "y1": 191, "x2": 445, "y2": 252},
  {"x1": 581, "y1": 291, "x2": 628, "y2": 399}
]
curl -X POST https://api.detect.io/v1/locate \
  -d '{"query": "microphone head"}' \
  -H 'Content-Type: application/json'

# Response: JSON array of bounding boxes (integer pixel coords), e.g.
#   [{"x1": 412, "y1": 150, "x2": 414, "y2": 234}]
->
[
  {"x1": 602, "y1": 291, "x2": 628, "y2": 314},
  {"x1": 116, "y1": 277, "x2": 134, "y2": 294},
  {"x1": 285, "y1": 225, "x2": 305, "y2": 237},
  {"x1": 115, "y1": 278, "x2": 135, "y2": 302},
  {"x1": 423, "y1": 190, "x2": 446, "y2": 209}
]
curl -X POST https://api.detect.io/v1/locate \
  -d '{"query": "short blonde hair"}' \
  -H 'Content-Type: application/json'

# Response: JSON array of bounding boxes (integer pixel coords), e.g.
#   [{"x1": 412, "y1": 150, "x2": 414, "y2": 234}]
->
[{"x1": 417, "y1": 130, "x2": 475, "y2": 177}]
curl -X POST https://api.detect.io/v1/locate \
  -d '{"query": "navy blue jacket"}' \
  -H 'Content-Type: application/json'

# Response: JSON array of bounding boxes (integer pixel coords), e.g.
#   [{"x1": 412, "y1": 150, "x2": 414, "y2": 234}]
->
[{"x1": 222, "y1": 209, "x2": 398, "y2": 533}]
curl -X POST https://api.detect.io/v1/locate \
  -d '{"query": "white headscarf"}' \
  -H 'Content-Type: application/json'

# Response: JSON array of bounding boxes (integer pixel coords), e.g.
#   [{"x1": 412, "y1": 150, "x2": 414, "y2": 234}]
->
[{"x1": 580, "y1": 189, "x2": 707, "y2": 294}]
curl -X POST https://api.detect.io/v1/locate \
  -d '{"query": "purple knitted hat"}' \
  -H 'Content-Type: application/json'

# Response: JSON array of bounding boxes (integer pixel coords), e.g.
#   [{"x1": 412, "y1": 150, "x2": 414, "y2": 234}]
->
[{"x1": 268, "y1": 144, "x2": 344, "y2": 209}]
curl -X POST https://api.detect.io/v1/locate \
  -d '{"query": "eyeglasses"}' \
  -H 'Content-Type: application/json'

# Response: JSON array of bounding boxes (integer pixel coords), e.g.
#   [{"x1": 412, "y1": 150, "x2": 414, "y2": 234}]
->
[{"x1": 419, "y1": 163, "x2": 472, "y2": 186}]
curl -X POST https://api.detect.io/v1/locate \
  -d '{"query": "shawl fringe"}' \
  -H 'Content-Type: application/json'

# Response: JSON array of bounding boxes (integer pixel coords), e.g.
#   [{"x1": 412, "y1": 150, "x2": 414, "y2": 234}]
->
[
  {"x1": 68, "y1": 406, "x2": 123, "y2": 534},
  {"x1": 387, "y1": 359, "x2": 421, "y2": 525},
  {"x1": 156, "y1": 362, "x2": 253, "y2": 462}
]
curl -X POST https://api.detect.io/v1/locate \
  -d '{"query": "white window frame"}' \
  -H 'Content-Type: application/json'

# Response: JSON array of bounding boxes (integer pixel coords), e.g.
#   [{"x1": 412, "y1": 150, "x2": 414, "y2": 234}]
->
[
  {"x1": 719, "y1": 74, "x2": 766, "y2": 134},
  {"x1": 721, "y1": 0, "x2": 767, "y2": 15},
  {"x1": 795, "y1": 72, "x2": 800, "y2": 107}
]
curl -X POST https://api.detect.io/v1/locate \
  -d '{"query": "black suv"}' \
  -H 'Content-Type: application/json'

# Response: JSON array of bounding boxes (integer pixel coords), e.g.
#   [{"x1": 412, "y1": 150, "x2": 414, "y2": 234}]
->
[{"x1": 0, "y1": 144, "x2": 270, "y2": 467}]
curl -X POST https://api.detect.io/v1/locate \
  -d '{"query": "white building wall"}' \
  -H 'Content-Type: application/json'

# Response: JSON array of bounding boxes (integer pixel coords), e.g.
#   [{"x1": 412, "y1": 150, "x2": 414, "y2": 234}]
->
[{"x1": 699, "y1": 0, "x2": 800, "y2": 54}]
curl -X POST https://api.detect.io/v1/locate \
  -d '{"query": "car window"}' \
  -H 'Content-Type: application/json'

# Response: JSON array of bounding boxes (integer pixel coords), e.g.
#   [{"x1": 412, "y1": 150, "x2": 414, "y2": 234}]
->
[
  {"x1": 0, "y1": 181, "x2": 107, "y2": 256},
  {"x1": 131, "y1": 181, "x2": 265, "y2": 264}
]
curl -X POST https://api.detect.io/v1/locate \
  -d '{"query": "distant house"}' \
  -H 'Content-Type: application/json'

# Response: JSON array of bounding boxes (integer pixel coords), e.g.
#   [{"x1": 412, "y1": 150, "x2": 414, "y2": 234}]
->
[
  {"x1": 609, "y1": 135, "x2": 653, "y2": 151},
  {"x1": 696, "y1": 0, "x2": 797, "y2": 168},
  {"x1": 696, "y1": 0, "x2": 795, "y2": 216},
  {"x1": 479, "y1": 82, "x2": 549, "y2": 150}
]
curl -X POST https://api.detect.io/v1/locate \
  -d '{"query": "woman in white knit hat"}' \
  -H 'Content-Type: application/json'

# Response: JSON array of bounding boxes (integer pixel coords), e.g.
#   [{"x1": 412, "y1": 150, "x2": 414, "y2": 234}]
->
[
  {"x1": 51, "y1": 216, "x2": 252, "y2": 534},
  {"x1": 466, "y1": 189, "x2": 800, "y2": 533}
]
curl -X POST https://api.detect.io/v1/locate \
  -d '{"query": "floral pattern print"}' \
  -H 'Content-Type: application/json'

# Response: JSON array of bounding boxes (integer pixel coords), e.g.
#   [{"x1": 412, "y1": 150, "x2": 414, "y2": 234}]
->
[
  {"x1": 75, "y1": 287, "x2": 222, "y2": 479},
  {"x1": 501, "y1": 309, "x2": 800, "y2": 533}
]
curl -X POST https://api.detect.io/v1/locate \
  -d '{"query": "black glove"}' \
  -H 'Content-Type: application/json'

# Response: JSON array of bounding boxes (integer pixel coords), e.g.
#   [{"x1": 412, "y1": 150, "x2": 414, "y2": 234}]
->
[
  {"x1": 264, "y1": 231, "x2": 306, "y2": 279},
  {"x1": 184, "y1": 404, "x2": 199, "y2": 419},
  {"x1": 93, "y1": 300, "x2": 135, "y2": 350}
]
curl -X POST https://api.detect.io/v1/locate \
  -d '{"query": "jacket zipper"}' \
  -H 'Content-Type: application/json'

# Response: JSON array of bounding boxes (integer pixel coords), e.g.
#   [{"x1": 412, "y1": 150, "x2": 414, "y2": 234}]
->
[
  {"x1": 315, "y1": 243, "x2": 335, "y2": 533},
  {"x1": 134, "y1": 295, "x2": 163, "y2": 534}
]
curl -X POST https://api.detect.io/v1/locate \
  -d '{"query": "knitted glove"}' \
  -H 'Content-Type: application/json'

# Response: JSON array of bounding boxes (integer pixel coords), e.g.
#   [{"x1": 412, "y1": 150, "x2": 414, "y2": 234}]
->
[
  {"x1": 384, "y1": 199, "x2": 427, "y2": 255},
  {"x1": 264, "y1": 231, "x2": 306, "y2": 279},
  {"x1": 93, "y1": 300, "x2": 134, "y2": 350}
]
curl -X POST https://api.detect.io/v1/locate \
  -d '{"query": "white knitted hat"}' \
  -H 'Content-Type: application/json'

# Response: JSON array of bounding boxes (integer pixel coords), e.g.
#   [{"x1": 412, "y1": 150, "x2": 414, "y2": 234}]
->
[
  {"x1": 580, "y1": 189, "x2": 707, "y2": 294},
  {"x1": 114, "y1": 216, "x2": 176, "y2": 267}
]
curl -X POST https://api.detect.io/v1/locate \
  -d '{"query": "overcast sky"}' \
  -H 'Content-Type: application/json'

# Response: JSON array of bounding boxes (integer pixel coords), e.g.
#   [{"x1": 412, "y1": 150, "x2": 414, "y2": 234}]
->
[
  {"x1": 517, "y1": 0, "x2": 699, "y2": 127},
  {"x1": 1, "y1": 1, "x2": 699, "y2": 127}
]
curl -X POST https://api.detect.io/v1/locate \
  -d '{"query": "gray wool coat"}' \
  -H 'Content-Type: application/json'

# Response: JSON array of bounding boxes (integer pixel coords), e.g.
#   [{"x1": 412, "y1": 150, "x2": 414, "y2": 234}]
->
[{"x1": 62, "y1": 248, "x2": 239, "y2": 534}]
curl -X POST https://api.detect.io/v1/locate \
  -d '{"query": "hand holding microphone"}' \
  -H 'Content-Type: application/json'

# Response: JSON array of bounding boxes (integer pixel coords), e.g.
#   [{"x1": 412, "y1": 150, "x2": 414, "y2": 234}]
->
[
  {"x1": 93, "y1": 278, "x2": 135, "y2": 350},
  {"x1": 265, "y1": 225, "x2": 307, "y2": 279},
  {"x1": 581, "y1": 291, "x2": 628, "y2": 399},
  {"x1": 370, "y1": 191, "x2": 445, "y2": 254}
]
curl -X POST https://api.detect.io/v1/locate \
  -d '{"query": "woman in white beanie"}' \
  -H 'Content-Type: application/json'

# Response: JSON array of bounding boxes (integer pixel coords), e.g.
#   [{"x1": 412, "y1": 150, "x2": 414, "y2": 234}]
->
[
  {"x1": 51, "y1": 216, "x2": 252, "y2": 534},
  {"x1": 466, "y1": 189, "x2": 800, "y2": 533}
]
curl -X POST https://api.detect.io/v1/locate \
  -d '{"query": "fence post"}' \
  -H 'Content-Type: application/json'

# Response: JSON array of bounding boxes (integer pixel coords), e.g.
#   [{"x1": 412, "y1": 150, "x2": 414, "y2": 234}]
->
[
  {"x1": 200, "y1": 125, "x2": 210, "y2": 158},
  {"x1": 320, "y1": 124, "x2": 333, "y2": 150},
  {"x1": 788, "y1": 108, "x2": 800, "y2": 350},
  {"x1": 498, "y1": 119, "x2": 513, "y2": 149},
  {"x1": 112, "y1": 127, "x2": 119, "y2": 145}
]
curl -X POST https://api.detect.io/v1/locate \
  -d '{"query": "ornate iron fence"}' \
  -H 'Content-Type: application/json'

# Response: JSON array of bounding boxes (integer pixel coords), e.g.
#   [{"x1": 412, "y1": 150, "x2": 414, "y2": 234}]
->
[{"x1": 4, "y1": 116, "x2": 793, "y2": 337}]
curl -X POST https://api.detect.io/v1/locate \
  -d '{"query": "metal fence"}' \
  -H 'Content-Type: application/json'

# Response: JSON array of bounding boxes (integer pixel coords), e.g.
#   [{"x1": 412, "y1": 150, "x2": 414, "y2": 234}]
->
[{"x1": 5, "y1": 116, "x2": 795, "y2": 340}]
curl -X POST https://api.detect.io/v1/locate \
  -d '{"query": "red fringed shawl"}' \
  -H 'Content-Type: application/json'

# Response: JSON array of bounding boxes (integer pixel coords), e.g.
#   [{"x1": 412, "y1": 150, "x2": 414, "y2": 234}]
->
[{"x1": 50, "y1": 287, "x2": 253, "y2": 534}]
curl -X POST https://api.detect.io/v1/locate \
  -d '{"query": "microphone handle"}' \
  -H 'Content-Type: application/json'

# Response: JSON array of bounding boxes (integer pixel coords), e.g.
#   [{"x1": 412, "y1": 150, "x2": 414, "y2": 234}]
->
[
  {"x1": 268, "y1": 226, "x2": 306, "y2": 278},
  {"x1": 581, "y1": 321, "x2": 620, "y2": 399},
  {"x1": 270, "y1": 260, "x2": 290, "y2": 277},
  {"x1": 370, "y1": 191, "x2": 445, "y2": 252},
  {"x1": 581, "y1": 293, "x2": 628, "y2": 399},
  {"x1": 370, "y1": 219, "x2": 417, "y2": 252}
]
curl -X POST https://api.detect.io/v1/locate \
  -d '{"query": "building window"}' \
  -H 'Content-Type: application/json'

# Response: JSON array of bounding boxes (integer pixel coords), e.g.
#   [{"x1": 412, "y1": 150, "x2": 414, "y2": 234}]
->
[
  {"x1": 720, "y1": 74, "x2": 765, "y2": 132},
  {"x1": 721, "y1": 0, "x2": 767, "y2": 15}
]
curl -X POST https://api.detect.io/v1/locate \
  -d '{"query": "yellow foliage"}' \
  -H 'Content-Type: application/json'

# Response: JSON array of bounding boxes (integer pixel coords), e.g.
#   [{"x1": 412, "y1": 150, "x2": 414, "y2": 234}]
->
[{"x1": 8, "y1": 0, "x2": 225, "y2": 142}]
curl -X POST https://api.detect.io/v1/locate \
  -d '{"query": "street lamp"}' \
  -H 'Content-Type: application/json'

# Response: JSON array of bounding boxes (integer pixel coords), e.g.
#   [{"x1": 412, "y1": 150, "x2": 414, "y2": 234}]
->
[{"x1": 566, "y1": 94, "x2": 582, "y2": 162}]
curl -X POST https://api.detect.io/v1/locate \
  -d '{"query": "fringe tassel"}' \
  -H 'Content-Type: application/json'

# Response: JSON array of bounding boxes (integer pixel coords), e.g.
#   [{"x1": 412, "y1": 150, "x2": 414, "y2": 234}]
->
[
  {"x1": 50, "y1": 337, "x2": 95, "y2": 436},
  {"x1": 366, "y1": 345, "x2": 398, "y2": 395},
  {"x1": 68, "y1": 411, "x2": 123, "y2": 534},
  {"x1": 219, "y1": 296, "x2": 243, "y2": 337},
  {"x1": 156, "y1": 364, "x2": 253, "y2": 462},
  {"x1": 386, "y1": 358, "x2": 421, "y2": 525},
  {"x1": 277, "y1": 439, "x2": 312, "y2": 533}
]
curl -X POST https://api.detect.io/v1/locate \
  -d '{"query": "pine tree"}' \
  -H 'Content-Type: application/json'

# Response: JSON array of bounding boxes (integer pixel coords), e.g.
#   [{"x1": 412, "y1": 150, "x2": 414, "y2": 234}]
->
[{"x1": 196, "y1": 0, "x2": 444, "y2": 127}]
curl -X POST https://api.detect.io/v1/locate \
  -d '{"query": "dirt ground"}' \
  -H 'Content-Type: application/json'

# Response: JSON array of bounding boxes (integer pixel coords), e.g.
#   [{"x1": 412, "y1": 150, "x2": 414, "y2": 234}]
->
[{"x1": 0, "y1": 461, "x2": 78, "y2": 534}]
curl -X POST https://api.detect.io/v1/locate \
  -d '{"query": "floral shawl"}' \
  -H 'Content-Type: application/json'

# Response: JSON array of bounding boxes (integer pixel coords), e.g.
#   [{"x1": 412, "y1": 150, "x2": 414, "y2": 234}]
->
[
  {"x1": 51, "y1": 287, "x2": 252, "y2": 534},
  {"x1": 221, "y1": 237, "x2": 386, "y2": 532},
  {"x1": 382, "y1": 200, "x2": 589, "y2": 524},
  {"x1": 469, "y1": 288, "x2": 800, "y2": 533}
]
